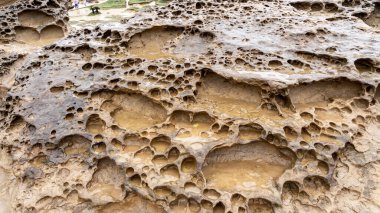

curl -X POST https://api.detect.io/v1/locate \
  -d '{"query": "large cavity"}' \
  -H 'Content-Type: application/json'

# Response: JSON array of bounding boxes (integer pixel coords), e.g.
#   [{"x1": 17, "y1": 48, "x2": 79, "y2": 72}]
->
[{"x1": 202, "y1": 141, "x2": 295, "y2": 192}]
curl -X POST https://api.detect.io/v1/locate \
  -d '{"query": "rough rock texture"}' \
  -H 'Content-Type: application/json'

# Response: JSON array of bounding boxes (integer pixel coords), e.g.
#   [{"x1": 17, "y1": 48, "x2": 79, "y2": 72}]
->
[
  {"x1": 0, "y1": 0, "x2": 68, "y2": 44},
  {"x1": 1, "y1": 0, "x2": 380, "y2": 212}
]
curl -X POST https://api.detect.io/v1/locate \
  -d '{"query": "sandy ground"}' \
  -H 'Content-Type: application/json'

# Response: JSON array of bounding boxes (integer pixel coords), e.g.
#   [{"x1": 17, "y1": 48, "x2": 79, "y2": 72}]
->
[{"x1": 69, "y1": 6, "x2": 135, "y2": 28}]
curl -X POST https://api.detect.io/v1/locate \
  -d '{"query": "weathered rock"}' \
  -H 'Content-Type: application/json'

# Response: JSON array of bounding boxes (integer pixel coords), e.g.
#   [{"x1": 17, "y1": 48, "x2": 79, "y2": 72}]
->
[
  {"x1": 0, "y1": 0, "x2": 68, "y2": 44},
  {"x1": 1, "y1": 0, "x2": 380, "y2": 212}
]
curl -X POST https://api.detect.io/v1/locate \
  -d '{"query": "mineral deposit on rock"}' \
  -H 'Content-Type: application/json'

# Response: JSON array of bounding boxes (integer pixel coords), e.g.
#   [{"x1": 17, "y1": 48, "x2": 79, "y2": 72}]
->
[{"x1": 1, "y1": 0, "x2": 380, "y2": 212}]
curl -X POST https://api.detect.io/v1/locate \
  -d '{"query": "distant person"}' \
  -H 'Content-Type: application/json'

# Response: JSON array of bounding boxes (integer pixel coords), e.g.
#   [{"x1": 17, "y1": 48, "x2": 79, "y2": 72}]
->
[{"x1": 74, "y1": 0, "x2": 79, "y2": 8}]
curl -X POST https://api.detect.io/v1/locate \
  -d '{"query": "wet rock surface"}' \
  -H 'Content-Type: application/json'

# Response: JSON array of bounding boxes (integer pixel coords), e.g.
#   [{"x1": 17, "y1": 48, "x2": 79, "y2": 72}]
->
[{"x1": 1, "y1": 0, "x2": 380, "y2": 212}]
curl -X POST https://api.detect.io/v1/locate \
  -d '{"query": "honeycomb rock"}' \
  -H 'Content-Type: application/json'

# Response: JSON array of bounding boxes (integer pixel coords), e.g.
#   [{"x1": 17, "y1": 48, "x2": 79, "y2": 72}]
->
[
  {"x1": 0, "y1": 0, "x2": 68, "y2": 44},
  {"x1": 1, "y1": 0, "x2": 380, "y2": 212}
]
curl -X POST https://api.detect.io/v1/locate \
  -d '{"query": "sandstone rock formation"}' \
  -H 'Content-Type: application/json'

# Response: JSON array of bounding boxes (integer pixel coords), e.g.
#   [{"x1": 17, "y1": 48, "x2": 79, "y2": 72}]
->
[
  {"x1": 0, "y1": 0, "x2": 68, "y2": 44},
  {"x1": 1, "y1": 0, "x2": 380, "y2": 212}
]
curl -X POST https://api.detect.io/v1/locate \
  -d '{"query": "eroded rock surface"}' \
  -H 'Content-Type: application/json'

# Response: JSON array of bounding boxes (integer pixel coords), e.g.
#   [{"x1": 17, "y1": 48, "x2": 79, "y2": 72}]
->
[
  {"x1": 1, "y1": 0, "x2": 380, "y2": 212},
  {"x1": 0, "y1": 0, "x2": 68, "y2": 44}
]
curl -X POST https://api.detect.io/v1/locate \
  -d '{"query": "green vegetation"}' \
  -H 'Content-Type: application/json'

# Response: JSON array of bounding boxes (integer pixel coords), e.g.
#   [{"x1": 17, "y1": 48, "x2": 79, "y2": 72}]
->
[
  {"x1": 155, "y1": 0, "x2": 171, "y2": 6},
  {"x1": 129, "y1": 0, "x2": 153, "y2": 4},
  {"x1": 128, "y1": 6, "x2": 141, "y2": 12},
  {"x1": 156, "y1": 0, "x2": 170, "y2": 3},
  {"x1": 97, "y1": 0, "x2": 125, "y2": 9}
]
